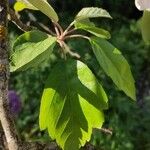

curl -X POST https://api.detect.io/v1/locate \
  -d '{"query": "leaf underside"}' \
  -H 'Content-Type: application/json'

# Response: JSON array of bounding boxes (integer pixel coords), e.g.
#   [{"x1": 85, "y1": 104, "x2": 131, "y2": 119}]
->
[
  {"x1": 39, "y1": 59, "x2": 108, "y2": 150},
  {"x1": 75, "y1": 19, "x2": 111, "y2": 39}
]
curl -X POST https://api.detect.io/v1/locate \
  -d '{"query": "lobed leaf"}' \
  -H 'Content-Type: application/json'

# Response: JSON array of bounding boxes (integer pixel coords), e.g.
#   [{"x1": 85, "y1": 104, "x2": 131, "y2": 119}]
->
[
  {"x1": 75, "y1": 7, "x2": 112, "y2": 21},
  {"x1": 10, "y1": 30, "x2": 57, "y2": 72},
  {"x1": 75, "y1": 20, "x2": 111, "y2": 39},
  {"x1": 90, "y1": 37, "x2": 136, "y2": 100},
  {"x1": 39, "y1": 59, "x2": 108, "y2": 150}
]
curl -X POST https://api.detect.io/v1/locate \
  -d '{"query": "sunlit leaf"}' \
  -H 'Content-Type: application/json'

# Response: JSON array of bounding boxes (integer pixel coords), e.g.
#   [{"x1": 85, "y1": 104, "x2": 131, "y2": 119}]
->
[
  {"x1": 10, "y1": 30, "x2": 56, "y2": 72},
  {"x1": 39, "y1": 59, "x2": 108, "y2": 150},
  {"x1": 27, "y1": 0, "x2": 59, "y2": 22},
  {"x1": 90, "y1": 37, "x2": 136, "y2": 100},
  {"x1": 75, "y1": 7, "x2": 112, "y2": 21},
  {"x1": 14, "y1": 0, "x2": 37, "y2": 11}
]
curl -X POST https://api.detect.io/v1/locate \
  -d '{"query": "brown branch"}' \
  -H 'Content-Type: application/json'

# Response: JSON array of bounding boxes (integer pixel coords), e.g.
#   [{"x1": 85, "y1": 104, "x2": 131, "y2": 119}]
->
[
  {"x1": 0, "y1": 125, "x2": 7, "y2": 150},
  {"x1": 0, "y1": 1, "x2": 20, "y2": 150},
  {"x1": 8, "y1": 8, "x2": 35, "y2": 32}
]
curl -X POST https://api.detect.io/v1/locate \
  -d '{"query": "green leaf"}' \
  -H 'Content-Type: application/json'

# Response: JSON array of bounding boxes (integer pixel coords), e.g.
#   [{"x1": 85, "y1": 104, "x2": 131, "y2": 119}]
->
[
  {"x1": 140, "y1": 10, "x2": 150, "y2": 44},
  {"x1": 75, "y1": 20, "x2": 111, "y2": 39},
  {"x1": 27, "y1": 0, "x2": 58, "y2": 22},
  {"x1": 90, "y1": 37, "x2": 136, "y2": 100},
  {"x1": 75, "y1": 7, "x2": 112, "y2": 21},
  {"x1": 10, "y1": 30, "x2": 56, "y2": 72},
  {"x1": 39, "y1": 59, "x2": 108, "y2": 150},
  {"x1": 14, "y1": 0, "x2": 37, "y2": 11}
]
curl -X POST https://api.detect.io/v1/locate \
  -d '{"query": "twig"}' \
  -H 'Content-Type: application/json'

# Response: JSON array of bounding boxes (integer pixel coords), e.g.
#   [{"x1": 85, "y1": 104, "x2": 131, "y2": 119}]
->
[
  {"x1": 100, "y1": 128, "x2": 113, "y2": 135},
  {"x1": 27, "y1": 12, "x2": 56, "y2": 35},
  {"x1": 54, "y1": 23, "x2": 60, "y2": 36},
  {"x1": 8, "y1": 8, "x2": 36, "y2": 32},
  {"x1": 64, "y1": 34, "x2": 90, "y2": 40},
  {"x1": 63, "y1": 21, "x2": 75, "y2": 36},
  {"x1": 93, "y1": 128, "x2": 113, "y2": 135},
  {"x1": 37, "y1": 22, "x2": 56, "y2": 36},
  {"x1": 62, "y1": 41, "x2": 80, "y2": 59},
  {"x1": 64, "y1": 28, "x2": 77, "y2": 36},
  {"x1": 52, "y1": 21, "x2": 63, "y2": 36}
]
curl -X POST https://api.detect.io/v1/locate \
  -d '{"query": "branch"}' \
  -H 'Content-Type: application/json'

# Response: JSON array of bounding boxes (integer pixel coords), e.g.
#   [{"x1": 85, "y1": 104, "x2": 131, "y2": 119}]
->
[
  {"x1": 0, "y1": 1, "x2": 20, "y2": 150},
  {"x1": 0, "y1": 126, "x2": 7, "y2": 150},
  {"x1": 27, "y1": 12, "x2": 56, "y2": 35},
  {"x1": 8, "y1": 8, "x2": 35, "y2": 32}
]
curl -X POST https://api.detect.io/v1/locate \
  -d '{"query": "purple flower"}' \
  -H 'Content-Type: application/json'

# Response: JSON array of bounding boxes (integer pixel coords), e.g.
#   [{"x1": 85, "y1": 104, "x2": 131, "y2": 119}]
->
[
  {"x1": 9, "y1": 0, "x2": 15, "y2": 4},
  {"x1": 8, "y1": 90, "x2": 21, "y2": 116}
]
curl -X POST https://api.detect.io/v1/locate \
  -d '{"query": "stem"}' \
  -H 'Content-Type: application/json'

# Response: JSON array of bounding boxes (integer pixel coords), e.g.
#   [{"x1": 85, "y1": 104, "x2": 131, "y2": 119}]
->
[
  {"x1": 64, "y1": 34, "x2": 90, "y2": 40},
  {"x1": 52, "y1": 21, "x2": 63, "y2": 36},
  {"x1": 54, "y1": 24, "x2": 60, "y2": 36},
  {"x1": 100, "y1": 128, "x2": 112, "y2": 135},
  {"x1": 38, "y1": 22, "x2": 56, "y2": 36},
  {"x1": 0, "y1": 1, "x2": 20, "y2": 150},
  {"x1": 61, "y1": 41, "x2": 80, "y2": 59},
  {"x1": 65, "y1": 28, "x2": 77, "y2": 36},
  {"x1": 63, "y1": 21, "x2": 75, "y2": 36}
]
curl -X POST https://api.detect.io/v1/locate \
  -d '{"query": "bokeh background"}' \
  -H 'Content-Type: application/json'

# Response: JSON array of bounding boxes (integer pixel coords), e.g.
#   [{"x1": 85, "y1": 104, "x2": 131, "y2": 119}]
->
[{"x1": 8, "y1": 0, "x2": 150, "y2": 149}]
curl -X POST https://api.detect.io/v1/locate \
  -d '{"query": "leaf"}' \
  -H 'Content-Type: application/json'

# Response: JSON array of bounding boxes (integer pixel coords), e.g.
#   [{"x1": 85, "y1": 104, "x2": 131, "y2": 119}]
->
[
  {"x1": 75, "y1": 7, "x2": 112, "y2": 21},
  {"x1": 14, "y1": 0, "x2": 37, "y2": 11},
  {"x1": 75, "y1": 20, "x2": 111, "y2": 39},
  {"x1": 39, "y1": 59, "x2": 108, "y2": 150},
  {"x1": 27, "y1": 0, "x2": 59, "y2": 22},
  {"x1": 90, "y1": 37, "x2": 136, "y2": 100},
  {"x1": 10, "y1": 30, "x2": 56, "y2": 72},
  {"x1": 140, "y1": 10, "x2": 150, "y2": 44}
]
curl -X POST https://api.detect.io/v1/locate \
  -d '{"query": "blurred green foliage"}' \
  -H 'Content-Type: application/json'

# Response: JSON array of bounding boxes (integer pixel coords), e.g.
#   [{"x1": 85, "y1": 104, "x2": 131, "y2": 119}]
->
[{"x1": 9, "y1": 0, "x2": 150, "y2": 149}]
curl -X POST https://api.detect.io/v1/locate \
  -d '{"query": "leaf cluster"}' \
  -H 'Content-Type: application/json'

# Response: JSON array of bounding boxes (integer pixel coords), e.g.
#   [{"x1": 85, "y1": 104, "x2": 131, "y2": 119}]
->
[{"x1": 10, "y1": 1, "x2": 136, "y2": 150}]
